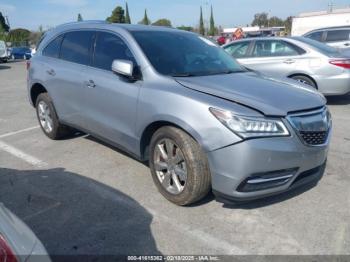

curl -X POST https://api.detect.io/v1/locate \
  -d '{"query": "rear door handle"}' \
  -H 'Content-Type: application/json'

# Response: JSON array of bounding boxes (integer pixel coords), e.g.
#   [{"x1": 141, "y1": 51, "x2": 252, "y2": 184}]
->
[
  {"x1": 46, "y1": 69, "x2": 56, "y2": 76},
  {"x1": 283, "y1": 59, "x2": 296, "y2": 64},
  {"x1": 85, "y1": 80, "x2": 96, "y2": 88}
]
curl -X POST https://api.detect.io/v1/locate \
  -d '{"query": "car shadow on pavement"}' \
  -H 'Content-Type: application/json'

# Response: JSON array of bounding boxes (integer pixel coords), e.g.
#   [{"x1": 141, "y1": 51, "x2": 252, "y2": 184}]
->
[
  {"x1": 0, "y1": 167, "x2": 161, "y2": 261},
  {"x1": 84, "y1": 135, "x2": 149, "y2": 166},
  {"x1": 0, "y1": 65, "x2": 11, "y2": 70},
  {"x1": 326, "y1": 94, "x2": 350, "y2": 105}
]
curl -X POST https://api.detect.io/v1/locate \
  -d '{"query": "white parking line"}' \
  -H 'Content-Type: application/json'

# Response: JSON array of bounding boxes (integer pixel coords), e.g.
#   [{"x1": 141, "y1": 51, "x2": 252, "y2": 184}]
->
[
  {"x1": 148, "y1": 208, "x2": 247, "y2": 255},
  {"x1": 0, "y1": 126, "x2": 40, "y2": 139},
  {"x1": 0, "y1": 140, "x2": 47, "y2": 168}
]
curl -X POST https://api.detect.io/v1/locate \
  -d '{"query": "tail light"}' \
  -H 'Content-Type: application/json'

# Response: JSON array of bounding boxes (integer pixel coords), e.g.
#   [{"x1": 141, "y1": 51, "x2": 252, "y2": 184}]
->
[
  {"x1": 329, "y1": 59, "x2": 350, "y2": 69},
  {"x1": 0, "y1": 235, "x2": 17, "y2": 262}
]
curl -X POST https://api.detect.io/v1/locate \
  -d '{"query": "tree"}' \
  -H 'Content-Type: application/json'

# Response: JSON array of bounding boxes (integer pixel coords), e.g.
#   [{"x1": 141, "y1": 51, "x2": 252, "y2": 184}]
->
[
  {"x1": 268, "y1": 16, "x2": 284, "y2": 27},
  {"x1": 177, "y1": 26, "x2": 193, "y2": 32},
  {"x1": 152, "y1": 19, "x2": 172, "y2": 27},
  {"x1": 106, "y1": 6, "x2": 125, "y2": 23},
  {"x1": 284, "y1": 16, "x2": 293, "y2": 35},
  {"x1": 208, "y1": 5, "x2": 216, "y2": 36},
  {"x1": 29, "y1": 26, "x2": 45, "y2": 46},
  {"x1": 199, "y1": 7, "x2": 205, "y2": 35},
  {"x1": 138, "y1": 9, "x2": 150, "y2": 25},
  {"x1": 252, "y1": 12, "x2": 269, "y2": 27},
  {"x1": 125, "y1": 2, "x2": 131, "y2": 24},
  {"x1": 0, "y1": 12, "x2": 10, "y2": 33},
  {"x1": 77, "y1": 13, "x2": 83, "y2": 22},
  {"x1": 7, "y1": 28, "x2": 31, "y2": 45}
]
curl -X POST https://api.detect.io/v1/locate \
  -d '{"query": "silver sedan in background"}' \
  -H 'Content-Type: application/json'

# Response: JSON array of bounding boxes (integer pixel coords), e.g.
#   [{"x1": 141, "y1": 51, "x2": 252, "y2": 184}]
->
[
  {"x1": 223, "y1": 36, "x2": 350, "y2": 95},
  {"x1": 0, "y1": 203, "x2": 51, "y2": 262}
]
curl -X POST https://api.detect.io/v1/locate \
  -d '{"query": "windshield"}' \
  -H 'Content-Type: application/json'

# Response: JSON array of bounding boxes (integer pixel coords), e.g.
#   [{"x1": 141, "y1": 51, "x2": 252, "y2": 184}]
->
[
  {"x1": 293, "y1": 36, "x2": 340, "y2": 55},
  {"x1": 132, "y1": 30, "x2": 245, "y2": 77}
]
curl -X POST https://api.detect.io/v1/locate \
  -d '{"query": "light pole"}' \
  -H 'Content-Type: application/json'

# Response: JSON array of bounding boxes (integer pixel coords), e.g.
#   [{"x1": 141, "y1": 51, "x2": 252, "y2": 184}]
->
[{"x1": 204, "y1": 0, "x2": 209, "y2": 35}]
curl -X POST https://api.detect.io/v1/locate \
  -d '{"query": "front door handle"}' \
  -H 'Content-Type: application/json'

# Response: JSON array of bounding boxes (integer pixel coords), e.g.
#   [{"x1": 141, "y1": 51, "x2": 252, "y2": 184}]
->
[
  {"x1": 85, "y1": 80, "x2": 96, "y2": 88},
  {"x1": 46, "y1": 69, "x2": 56, "y2": 76},
  {"x1": 283, "y1": 59, "x2": 296, "y2": 64}
]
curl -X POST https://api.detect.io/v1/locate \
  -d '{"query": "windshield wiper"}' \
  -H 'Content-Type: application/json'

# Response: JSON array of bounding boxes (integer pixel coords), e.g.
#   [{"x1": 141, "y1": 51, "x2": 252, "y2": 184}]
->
[
  {"x1": 171, "y1": 73, "x2": 197, "y2": 77},
  {"x1": 216, "y1": 70, "x2": 246, "y2": 75}
]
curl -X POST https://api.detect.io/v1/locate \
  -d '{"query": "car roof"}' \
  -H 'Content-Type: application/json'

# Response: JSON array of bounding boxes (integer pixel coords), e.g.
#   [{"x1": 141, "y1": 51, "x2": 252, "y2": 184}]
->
[
  {"x1": 53, "y1": 20, "x2": 181, "y2": 33},
  {"x1": 222, "y1": 36, "x2": 291, "y2": 46},
  {"x1": 304, "y1": 26, "x2": 350, "y2": 35}
]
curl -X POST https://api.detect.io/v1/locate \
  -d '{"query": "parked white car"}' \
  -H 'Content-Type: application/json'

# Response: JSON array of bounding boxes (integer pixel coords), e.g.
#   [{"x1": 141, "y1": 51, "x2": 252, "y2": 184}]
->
[{"x1": 0, "y1": 40, "x2": 9, "y2": 63}]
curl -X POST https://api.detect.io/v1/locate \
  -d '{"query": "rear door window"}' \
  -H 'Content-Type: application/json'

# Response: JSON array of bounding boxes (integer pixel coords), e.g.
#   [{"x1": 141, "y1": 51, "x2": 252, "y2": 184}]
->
[
  {"x1": 92, "y1": 32, "x2": 136, "y2": 71},
  {"x1": 325, "y1": 30, "x2": 350, "y2": 42},
  {"x1": 42, "y1": 35, "x2": 63, "y2": 58},
  {"x1": 253, "y1": 40, "x2": 303, "y2": 57},
  {"x1": 60, "y1": 31, "x2": 95, "y2": 65}
]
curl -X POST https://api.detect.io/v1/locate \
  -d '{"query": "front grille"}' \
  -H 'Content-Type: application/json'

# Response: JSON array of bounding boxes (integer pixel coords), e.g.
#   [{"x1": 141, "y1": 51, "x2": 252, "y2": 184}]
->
[
  {"x1": 287, "y1": 107, "x2": 331, "y2": 146},
  {"x1": 299, "y1": 131, "x2": 328, "y2": 145}
]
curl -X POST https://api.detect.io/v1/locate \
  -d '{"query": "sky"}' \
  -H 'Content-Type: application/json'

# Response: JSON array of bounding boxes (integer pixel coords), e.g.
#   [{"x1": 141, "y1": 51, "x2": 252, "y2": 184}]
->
[{"x1": 1, "y1": 0, "x2": 350, "y2": 30}]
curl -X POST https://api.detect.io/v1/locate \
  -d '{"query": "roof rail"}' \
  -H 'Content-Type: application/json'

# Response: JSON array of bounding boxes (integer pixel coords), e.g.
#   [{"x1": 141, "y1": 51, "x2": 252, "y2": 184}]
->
[{"x1": 56, "y1": 20, "x2": 109, "y2": 27}]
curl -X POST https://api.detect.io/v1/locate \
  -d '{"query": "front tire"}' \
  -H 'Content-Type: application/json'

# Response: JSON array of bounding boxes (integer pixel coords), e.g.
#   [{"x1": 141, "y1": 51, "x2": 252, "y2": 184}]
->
[
  {"x1": 35, "y1": 93, "x2": 71, "y2": 140},
  {"x1": 149, "y1": 126, "x2": 211, "y2": 206}
]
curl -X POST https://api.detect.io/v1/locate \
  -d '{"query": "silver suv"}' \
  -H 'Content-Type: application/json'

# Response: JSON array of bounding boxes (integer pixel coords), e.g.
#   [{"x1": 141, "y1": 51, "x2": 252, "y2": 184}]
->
[
  {"x1": 27, "y1": 22, "x2": 331, "y2": 205},
  {"x1": 304, "y1": 26, "x2": 350, "y2": 49}
]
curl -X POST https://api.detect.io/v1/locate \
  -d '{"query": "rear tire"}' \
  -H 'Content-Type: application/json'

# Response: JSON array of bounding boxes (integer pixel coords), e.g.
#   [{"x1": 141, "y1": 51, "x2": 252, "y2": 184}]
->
[
  {"x1": 290, "y1": 75, "x2": 317, "y2": 89},
  {"x1": 149, "y1": 126, "x2": 211, "y2": 206},
  {"x1": 35, "y1": 93, "x2": 71, "y2": 140}
]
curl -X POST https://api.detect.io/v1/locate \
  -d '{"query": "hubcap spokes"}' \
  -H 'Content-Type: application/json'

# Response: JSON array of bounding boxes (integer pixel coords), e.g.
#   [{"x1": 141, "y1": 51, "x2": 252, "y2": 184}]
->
[
  {"x1": 154, "y1": 139, "x2": 187, "y2": 195},
  {"x1": 38, "y1": 101, "x2": 53, "y2": 133}
]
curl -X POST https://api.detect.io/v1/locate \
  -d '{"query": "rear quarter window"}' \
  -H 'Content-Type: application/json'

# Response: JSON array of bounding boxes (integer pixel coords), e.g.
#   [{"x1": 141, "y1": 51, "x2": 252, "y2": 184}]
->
[
  {"x1": 306, "y1": 31, "x2": 323, "y2": 42},
  {"x1": 42, "y1": 35, "x2": 63, "y2": 58}
]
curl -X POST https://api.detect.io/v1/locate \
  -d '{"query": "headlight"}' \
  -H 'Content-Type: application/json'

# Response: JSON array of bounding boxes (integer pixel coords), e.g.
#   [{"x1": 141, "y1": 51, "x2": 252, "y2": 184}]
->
[{"x1": 209, "y1": 107, "x2": 290, "y2": 138}]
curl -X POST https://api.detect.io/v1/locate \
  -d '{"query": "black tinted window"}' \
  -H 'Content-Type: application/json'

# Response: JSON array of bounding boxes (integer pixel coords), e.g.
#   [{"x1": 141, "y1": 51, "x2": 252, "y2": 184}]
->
[
  {"x1": 132, "y1": 31, "x2": 244, "y2": 76},
  {"x1": 307, "y1": 31, "x2": 323, "y2": 42},
  {"x1": 42, "y1": 35, "x2": 63, "y2": 58},
  {"x1": 93, "y1": 32, "x2": 136, "y2": 71},
  {"x1": 60, "y1": 31, "x2": 94, "y2": 65},
  {"x1": 326, "y1": 30, "x2": 350, "y2": 42}
]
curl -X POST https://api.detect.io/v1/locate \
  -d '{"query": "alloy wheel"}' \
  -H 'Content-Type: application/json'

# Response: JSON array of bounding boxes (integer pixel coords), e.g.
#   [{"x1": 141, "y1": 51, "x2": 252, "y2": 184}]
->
[
  {"x1": 153, "y1": 138, "x2": 187, "y2": 195},
  {"x1": 38, "y1": 101, "x2": 53, "y2": 133}
]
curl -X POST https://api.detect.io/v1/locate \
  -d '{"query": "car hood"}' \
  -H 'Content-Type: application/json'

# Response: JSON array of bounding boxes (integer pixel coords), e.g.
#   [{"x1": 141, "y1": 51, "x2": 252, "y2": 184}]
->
[{"x1": 175, "y1": 72, "x2": 326, "y2": 116}]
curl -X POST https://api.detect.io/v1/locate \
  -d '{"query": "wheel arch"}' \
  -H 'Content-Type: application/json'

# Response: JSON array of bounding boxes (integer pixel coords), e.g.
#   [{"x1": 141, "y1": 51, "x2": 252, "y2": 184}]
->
[
  {"x1": 30, "y1": 83, "x2": 48, "y2": 107},
  {"x1": 139, "y1": 119, "x2": 202, "y2": 161},
  {"x1": 287, "y1": 73, "x2": 318, "y2": 89}
]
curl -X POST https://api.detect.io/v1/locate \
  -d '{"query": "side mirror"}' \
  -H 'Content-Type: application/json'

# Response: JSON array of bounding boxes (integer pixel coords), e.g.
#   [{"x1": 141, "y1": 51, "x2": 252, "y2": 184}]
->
[{"x1": 112, "y1": 59, "x2": 134, "y2": 78}]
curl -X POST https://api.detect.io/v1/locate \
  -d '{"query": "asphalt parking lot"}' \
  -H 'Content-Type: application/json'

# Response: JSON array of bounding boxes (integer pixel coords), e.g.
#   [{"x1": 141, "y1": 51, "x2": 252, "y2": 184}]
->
[{"x1": 0, "y1": 61, "x2": 350, "y2": 257}]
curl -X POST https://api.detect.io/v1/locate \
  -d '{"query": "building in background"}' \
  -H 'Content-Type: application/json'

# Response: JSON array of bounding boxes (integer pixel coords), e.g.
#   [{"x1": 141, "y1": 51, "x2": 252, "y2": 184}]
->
[{"x1": 292, "y1": 8, "x2": 350, "y2": 36}]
